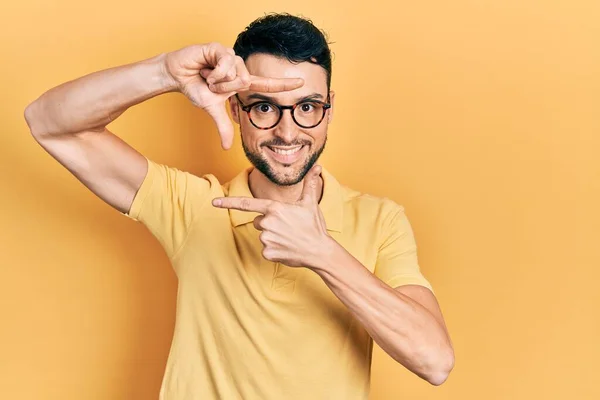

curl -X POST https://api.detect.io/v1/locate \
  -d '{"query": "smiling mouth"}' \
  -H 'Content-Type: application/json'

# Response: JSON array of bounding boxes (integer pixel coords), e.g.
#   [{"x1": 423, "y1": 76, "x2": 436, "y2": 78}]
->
[
  {"x1": 264, "y1": 144, "x2": 308, "y2": 164},
  {"x1": 267, "y1": 145, "x2": 304, "y2": 155}
]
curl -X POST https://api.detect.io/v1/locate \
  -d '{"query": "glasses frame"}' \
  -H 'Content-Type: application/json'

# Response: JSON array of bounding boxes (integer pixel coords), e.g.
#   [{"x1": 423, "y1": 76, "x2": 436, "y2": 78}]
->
[{"x1": 235, "y1": 93, "x2": 331, "y2": 130}]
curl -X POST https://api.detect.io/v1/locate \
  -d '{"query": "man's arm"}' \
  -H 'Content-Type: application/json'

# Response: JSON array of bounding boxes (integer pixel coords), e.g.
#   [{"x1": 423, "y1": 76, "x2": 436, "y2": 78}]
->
[
  {"x1": 24, "y1": 53, "x2": 174, "y2": 214},
  {"x1": 312, "y1": 239, "x2": 455, "y2": 386},
  {"x1": 24, "y1": 43, "x2": 304, "y2": 215}
]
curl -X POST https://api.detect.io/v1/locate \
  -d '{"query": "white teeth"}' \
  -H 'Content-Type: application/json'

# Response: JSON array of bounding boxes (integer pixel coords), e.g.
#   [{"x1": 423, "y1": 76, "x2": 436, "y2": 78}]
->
[{"x1": 271, "y1": 146, "x2": 302, "y2": 155}]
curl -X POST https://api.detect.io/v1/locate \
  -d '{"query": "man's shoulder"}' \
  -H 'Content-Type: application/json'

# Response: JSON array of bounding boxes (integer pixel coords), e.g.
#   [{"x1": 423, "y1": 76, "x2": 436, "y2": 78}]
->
[
  {"x1": 340, "y1": 184, "x2": 405, "y2": 217},
  {"x1": 338, "y1": 184, "x2": 408, "y2": 245}
]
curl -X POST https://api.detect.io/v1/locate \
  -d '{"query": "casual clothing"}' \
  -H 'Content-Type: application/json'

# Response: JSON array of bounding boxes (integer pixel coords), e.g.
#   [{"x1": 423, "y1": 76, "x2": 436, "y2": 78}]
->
[{"x1": 123, "y1": 157, "x2": 433, "y2": 400}]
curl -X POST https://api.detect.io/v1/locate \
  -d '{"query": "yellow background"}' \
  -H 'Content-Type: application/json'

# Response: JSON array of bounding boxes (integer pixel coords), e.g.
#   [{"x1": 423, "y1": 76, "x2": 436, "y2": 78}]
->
[{"x1": 1, "y1": 0, "x2": 598, "y2": 399}]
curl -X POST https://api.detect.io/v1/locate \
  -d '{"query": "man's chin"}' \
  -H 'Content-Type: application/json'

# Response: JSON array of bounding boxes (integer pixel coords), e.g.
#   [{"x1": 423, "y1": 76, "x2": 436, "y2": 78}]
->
[{"x1": 264, "y1": 161, "x2": 308, "y2": 186}]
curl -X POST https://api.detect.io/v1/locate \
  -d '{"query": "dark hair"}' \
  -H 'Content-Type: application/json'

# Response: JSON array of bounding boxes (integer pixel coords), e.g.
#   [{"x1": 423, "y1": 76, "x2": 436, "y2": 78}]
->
[{"x1": 233, "y1": 13, "x2": 332, "y2": 90}]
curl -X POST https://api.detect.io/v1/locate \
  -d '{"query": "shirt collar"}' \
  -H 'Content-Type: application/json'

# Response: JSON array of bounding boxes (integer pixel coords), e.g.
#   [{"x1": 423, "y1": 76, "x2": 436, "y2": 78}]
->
[{"x1": 223, "y1": 166, "x2": 343, "y2": 233}]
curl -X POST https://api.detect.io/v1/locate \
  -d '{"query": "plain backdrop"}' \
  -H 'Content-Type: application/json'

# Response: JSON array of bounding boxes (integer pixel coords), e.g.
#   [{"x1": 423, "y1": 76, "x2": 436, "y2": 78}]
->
[{"x1": 1, "y1": 0, "x2": 598, "y2": 399}]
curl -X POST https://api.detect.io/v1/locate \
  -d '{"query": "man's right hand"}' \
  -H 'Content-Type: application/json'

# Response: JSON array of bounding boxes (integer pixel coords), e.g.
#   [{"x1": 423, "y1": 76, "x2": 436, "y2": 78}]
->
[
  {"x1": 25, "y1": 42, "x2": 296, "y2": 216},
  {"x1": 164, "y1": 43, "x2": 304, "y2": 149}
]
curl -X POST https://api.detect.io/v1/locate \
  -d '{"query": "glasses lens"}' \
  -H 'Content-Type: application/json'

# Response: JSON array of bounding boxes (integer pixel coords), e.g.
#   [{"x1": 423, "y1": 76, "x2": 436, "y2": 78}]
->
[
  {"x1": 293, "y1": 101, "x2": 326, "y2": 128},
  {"x1": 249, "y1": 103, "x2": 281, "y2": 129}
]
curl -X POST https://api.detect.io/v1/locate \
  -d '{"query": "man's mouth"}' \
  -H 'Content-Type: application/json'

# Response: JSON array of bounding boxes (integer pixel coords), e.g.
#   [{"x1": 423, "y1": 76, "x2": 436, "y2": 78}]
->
[
  {"x1": 267, "y1": 145, "x2": 303, "y2": 155},
  {"x1": 265, "y1": 145, "x2": 307, "y2": 164}
]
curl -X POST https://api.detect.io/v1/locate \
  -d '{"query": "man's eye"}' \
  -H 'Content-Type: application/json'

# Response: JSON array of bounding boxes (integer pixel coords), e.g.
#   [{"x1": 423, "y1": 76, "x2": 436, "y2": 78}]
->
[
  {"x1": 299, "y1": 102, "x2": 316, "y2": 113},
  {"x1": 253, "y1": 103, "x2": 275, "y2": 113}
]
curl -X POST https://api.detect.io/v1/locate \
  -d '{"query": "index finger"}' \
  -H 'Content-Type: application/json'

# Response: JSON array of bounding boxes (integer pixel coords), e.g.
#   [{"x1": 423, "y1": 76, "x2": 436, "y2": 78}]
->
[
  {"x1": 212, "y1": 197, "x2": 273, "y2": 214},
  {"x1": 249, "y1": 76, "x2": 304, "y2": 93}
]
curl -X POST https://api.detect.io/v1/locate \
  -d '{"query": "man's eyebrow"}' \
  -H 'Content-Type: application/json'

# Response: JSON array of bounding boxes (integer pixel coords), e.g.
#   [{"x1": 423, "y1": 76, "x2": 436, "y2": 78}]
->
[{"x1": 246, "y1": 92, "x2": 325, "y2": 103}]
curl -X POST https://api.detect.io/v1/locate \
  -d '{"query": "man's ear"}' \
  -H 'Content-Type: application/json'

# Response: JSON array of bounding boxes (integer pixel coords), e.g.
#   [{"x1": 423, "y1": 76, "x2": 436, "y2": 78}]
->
[
  {"x1": 228, "y1": 95, "x2": 241, "y2": 124},
  {"x1": 327, "y1": 89, "x2": 335, "y2": 124}
]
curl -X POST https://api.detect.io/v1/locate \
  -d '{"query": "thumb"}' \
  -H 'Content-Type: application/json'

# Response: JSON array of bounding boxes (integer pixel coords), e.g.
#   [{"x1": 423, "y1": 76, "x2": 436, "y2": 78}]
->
[
  {"x1": 299, "y1": 164, "x2": 322, "y2": 206},
  {"x1": 203, "y1": 102, "x2": 234, "y2": 150},
  {"x1": 200, "y1": 68, "x2": 213, "y2": 80}
]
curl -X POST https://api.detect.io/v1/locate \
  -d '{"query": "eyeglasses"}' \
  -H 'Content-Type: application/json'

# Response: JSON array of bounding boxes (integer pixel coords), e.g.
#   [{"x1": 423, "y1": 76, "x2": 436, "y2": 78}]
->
[{"x1": 235, "y1": 93, "x2": 331, "y2": 130}]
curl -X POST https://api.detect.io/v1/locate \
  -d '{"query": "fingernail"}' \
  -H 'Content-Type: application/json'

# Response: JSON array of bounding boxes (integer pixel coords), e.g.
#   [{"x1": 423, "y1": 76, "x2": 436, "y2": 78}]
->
[{"x1": 212, "y1": 199, "x2": 222, "y2": 206}]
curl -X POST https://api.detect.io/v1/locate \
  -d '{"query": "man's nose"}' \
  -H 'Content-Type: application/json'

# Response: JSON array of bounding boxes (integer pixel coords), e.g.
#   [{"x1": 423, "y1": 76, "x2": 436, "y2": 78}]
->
[{"x1": 273, "y1": 109, "x2": 299, "y2": 143}]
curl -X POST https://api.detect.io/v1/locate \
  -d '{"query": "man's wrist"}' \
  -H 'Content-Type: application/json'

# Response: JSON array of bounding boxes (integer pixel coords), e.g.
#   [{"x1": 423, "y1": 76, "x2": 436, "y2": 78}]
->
[
  {"x1": 151, "y1": 52, "x2": 179, "y2": 93},
  {"x1": 307, "y1": 235, "x2": 342, "y2": 273}
]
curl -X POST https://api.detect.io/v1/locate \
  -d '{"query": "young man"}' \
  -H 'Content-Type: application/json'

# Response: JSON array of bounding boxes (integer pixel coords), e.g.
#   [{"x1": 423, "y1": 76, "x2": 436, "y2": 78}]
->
[{"x1": 25, "y1": 13, "x2": 454, "y2": 400}]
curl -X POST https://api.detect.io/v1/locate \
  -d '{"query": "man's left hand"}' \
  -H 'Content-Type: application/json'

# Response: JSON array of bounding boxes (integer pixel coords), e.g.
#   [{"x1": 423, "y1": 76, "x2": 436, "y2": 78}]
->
[{"x1": 211, "y1": 164, "x2": 332, "y2": 268}]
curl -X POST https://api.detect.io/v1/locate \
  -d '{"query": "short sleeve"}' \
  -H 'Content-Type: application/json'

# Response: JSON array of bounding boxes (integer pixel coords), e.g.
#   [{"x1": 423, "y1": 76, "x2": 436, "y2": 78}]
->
[
  {"x1": 374, "y1": 205, "x2": 434, "y2": 292},
  {"x1": 122, "y1": 157, "x2": 220, "y2": 259}
]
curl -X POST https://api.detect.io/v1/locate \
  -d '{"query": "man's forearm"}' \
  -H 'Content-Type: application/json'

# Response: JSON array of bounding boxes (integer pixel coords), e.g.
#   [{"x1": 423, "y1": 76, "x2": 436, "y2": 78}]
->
[
  {"x1": 25, "y1": 53, "x2": 177, "y2": 137},
  {"x1": 311, "y1": 238, "x2": 454, "y2": 385}
]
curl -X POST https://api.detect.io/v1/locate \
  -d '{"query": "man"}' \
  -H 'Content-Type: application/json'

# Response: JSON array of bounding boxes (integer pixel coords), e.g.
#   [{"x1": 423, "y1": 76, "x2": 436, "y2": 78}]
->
[{"x1": 25, "y1": 13, "x2": 454, "y2": 400}]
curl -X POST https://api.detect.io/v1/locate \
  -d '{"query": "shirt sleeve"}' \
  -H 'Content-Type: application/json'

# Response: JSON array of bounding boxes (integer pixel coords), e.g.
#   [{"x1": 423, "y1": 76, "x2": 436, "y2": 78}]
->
[
  {"x1": 374, "y1": 205, "x2": 434, "y2": 292},
  {"x1": 121, "y1": 157, "x2": 220, "y2": 260}
]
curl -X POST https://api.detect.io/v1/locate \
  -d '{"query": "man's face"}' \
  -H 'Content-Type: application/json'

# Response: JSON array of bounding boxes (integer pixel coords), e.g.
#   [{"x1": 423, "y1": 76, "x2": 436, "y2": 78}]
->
[{"x1": 229, "y1": 53, "x2": 334, "y2": 186}]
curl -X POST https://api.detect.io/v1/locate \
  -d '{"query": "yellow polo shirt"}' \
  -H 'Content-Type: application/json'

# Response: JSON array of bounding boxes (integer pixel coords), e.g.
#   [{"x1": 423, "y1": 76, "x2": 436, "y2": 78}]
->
[{"x1": 124, "y1": 157, "x2": 433, "y2": 400}]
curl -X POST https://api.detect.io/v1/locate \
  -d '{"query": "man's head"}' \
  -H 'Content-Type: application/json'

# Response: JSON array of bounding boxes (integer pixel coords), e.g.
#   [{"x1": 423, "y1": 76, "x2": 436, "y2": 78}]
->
[{"x1": 230, "y1": 13, "x2": 334, "y2": 186}]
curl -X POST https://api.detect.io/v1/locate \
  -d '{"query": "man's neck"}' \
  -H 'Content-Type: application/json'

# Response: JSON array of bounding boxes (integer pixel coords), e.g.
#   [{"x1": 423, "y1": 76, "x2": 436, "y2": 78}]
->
[{"x1": 248, "y1": 168, "x2": 324, "y2": 205}]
